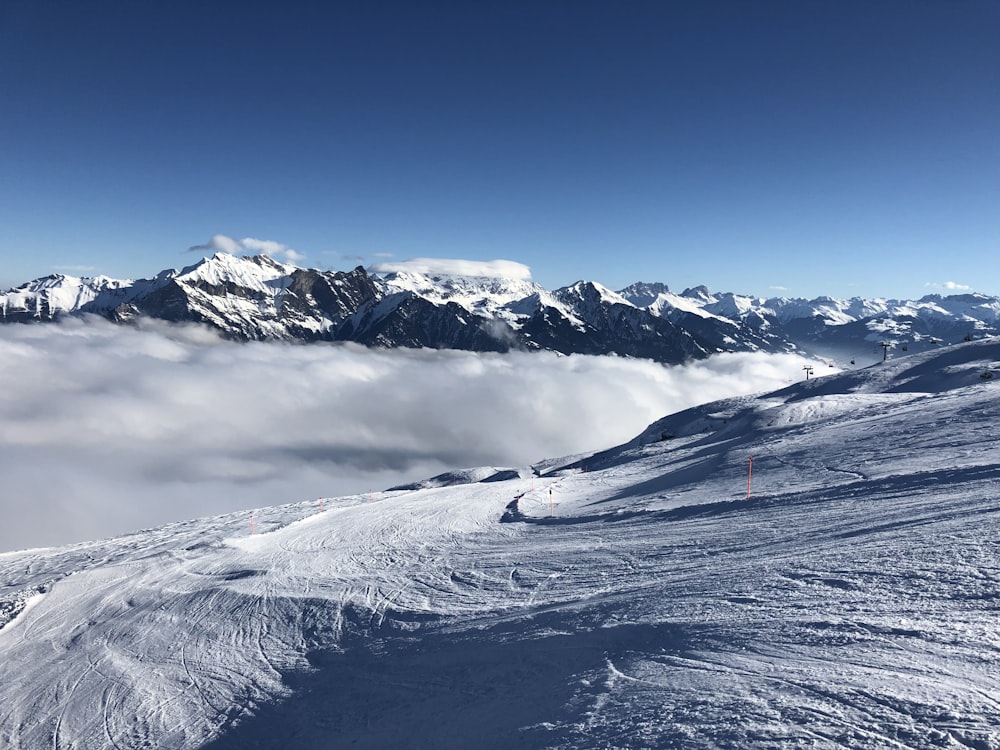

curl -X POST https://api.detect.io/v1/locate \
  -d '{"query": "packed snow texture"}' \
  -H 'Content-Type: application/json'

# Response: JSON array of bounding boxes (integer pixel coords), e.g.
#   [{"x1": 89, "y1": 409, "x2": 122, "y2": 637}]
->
[
  {"x1": 0, "y1": 317, "x2": 817, "y2": 551},
  {"x1": 0, "y1": 338, "x2": 998, "y2": 748}
]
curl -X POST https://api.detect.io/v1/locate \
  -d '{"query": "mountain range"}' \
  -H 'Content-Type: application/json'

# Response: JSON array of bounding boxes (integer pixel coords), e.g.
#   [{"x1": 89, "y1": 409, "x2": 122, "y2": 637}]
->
[{"x1": 3, "y1": 252, "x2": 999, "y2": 365}]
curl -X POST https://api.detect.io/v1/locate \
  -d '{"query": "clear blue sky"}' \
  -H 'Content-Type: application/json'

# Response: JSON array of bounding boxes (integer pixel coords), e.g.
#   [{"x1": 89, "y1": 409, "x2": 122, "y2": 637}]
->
[{"x1": 2, "y1": 0, "x2": 997, "y2": 299}]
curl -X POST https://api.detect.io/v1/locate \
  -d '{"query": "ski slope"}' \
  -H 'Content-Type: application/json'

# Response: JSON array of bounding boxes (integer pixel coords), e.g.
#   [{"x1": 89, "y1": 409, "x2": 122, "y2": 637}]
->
[{"x1": 1, "y1": 340, "x2": 999, "y2": 749}]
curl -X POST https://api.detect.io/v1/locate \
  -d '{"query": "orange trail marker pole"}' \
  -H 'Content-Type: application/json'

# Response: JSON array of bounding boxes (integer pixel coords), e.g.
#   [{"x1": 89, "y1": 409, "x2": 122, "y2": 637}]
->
[
  {"x1": 549, "y1": 488, "x2": 554, "y2": 517},
  {"x1": 250, "y1": 513, "x2": 255, "y2": 535},
  {"x1": 746, "y1": 456, "x2": 753, "y2": 500}
]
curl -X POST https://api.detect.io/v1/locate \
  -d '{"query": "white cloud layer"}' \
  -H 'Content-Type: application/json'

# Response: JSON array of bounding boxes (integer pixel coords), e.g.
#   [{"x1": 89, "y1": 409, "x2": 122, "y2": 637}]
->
[
  {"x1": 371, "y1": 257, "x2": 533, "y2": 280},
  {"x1": 53, "y1": 264, "x2": 98, "y2": 275},
  {"x1": 0, "y1": 318, "x2": 818, "y2": 552},
  {"x1": 188, "y1": 234, "x2": 305, "y2": 264},
  {"x1": 925, "y1": 280, "x2": 972, "y2": 292}
]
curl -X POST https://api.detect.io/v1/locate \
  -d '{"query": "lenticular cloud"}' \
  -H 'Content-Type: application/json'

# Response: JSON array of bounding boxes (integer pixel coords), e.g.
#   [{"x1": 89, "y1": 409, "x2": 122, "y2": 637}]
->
[
  {"x1": 370, "y1": 257, "x2": 533, "y2": 280},
  {"x1": 0, "y1": 318, "x2": 815, "y2": 551}
]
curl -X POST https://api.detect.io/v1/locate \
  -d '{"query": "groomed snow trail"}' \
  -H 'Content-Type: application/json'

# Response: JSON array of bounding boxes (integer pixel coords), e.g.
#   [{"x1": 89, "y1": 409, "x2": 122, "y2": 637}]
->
[{"x1": 1, "y1": 340, "x2": 999, "y2": 749}]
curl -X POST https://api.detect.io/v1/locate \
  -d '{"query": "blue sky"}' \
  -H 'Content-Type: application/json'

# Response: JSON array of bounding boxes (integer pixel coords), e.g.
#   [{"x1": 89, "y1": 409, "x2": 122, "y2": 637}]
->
[{"x1": 1, "y1": 0, "x2": 997, "y2": 299}]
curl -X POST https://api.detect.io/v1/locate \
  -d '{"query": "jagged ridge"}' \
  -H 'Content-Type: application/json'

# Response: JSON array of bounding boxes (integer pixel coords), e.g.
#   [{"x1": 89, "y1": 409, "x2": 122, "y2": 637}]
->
[{"x1": 2, "y1": 253, "x2": 999, "y2": 364}]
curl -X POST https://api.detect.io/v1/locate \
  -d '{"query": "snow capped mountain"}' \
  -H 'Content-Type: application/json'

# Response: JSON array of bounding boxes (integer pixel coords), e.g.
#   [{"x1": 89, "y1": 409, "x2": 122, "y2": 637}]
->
[
  {"x1": 765, "y1": 294, "x2": 887, "y2": 325},
  {"x1": 379, "y1": 269, "x2": 545, "y2": 317},
  {"x1": 554, "y1": 279, "x2": 632, "y2": 309},
  {"x1": 616, "y1": 281, "x2": 670, "y2": 309},
  {"x1": 912, "y1": 292, "x2": 1000, "y2": 325},
  {"x1": 2, "y1": 253, "x2": 999, "y2": 364},
  {"x1": 104, "y1": 255, "x2": 381, "y2": 341},
  {"x1": 620, "y1": 284, "x2": 790, "y2": 356},
  {"x1": 0, "y1": 273, "x2": 134, "y2": 322},
  {"x1": 620, "y1": 283, "x2": 721, "y2": 321},
  {"x1": 1, "y1": 338, "x2": 998, "y2": 748},
  {"x1": 523, "y1": 279, "x2": 714, "y2": 361},
  {"x1": 701, "y1": 291, "x2": 762, "y2": 319}
]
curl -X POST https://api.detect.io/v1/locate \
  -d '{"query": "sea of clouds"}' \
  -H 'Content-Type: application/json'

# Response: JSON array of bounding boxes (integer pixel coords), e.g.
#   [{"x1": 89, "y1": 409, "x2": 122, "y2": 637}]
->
[{"x1": 0, "y1": 317, "x2": 818, "y2": 552}]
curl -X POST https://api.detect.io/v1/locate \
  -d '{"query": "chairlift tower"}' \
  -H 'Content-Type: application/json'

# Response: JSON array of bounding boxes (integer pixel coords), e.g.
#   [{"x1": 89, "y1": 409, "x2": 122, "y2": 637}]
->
[
  {"x1": 880, "y1": 342, "x2": 891, "y2": 362},
  {"x1": 803, "y1": 365, "x2": 814, "y2": 380}
]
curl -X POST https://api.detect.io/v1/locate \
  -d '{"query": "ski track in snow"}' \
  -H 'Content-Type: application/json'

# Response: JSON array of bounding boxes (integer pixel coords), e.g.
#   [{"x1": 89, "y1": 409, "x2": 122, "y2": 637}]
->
[{"x1": 1, "y1": 340, "x2": 999, "y2": 748}]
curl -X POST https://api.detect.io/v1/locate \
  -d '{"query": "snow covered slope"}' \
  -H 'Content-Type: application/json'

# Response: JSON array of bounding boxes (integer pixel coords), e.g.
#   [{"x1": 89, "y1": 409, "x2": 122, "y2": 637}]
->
[
  {"x1": 0, "y1": 273, "x2": 136, "y2": 322},
  {"x1": 1, "y1": 338, "x2": 998, "y2": 748}
]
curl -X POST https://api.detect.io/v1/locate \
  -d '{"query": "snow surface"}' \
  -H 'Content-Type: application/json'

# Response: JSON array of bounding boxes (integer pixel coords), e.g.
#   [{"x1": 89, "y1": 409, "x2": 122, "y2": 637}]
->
[{"x1": 1, "y1": 339, "x2": 999, "y2": 748}]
